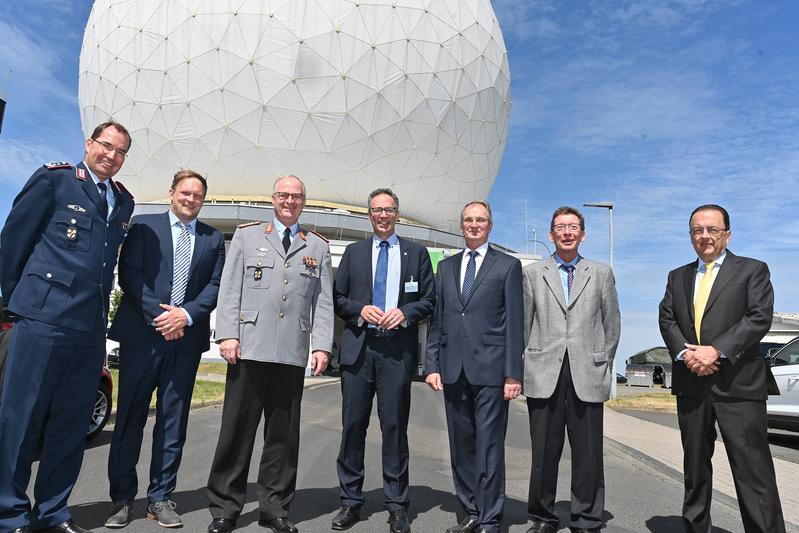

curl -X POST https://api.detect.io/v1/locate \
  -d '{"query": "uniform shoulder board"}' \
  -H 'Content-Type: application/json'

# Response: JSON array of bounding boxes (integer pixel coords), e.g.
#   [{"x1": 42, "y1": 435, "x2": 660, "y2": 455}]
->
[
  {"x1": 113, "y1": 180, "x2": 134, "y2": 198},
  {"x1": 238, "y1": 221, "x2": 260, "y2": 228},
  {"x1": 44, "y1": 162, "x2": 72, "y2": 170},
  {"x1": 307, "y1": 229, "x2": 329, "y2": 243}
]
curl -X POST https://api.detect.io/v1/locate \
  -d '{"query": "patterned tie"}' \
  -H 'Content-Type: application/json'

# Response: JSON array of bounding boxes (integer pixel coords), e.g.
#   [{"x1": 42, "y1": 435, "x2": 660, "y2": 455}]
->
[
  {"x1": 170, "y1": 222, "x2": 192, "y2": 307},
  {"x1": 462, "y1": 250, "x2": 478, "y2": 301},
  {"x1": 282, "y1": 228, "x2": 292, "y2": 253},
  {"x1": 563, "y1": 264, "x2": 575, "y2": 300},
  {"x1": 373, "y1": 240, "x2": 390, "y2": 311},
  {"x1": 694, "y1": 262, "x2": 715, "y2": 343},
  {"x1": 97, "y1": 181, "x2": 109, "y2": 219}
]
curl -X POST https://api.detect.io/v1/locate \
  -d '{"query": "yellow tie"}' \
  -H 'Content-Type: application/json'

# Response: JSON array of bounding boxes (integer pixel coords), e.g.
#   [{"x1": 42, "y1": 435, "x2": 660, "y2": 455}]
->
[{"x1": 694, "y1": 262, "x2": 715, "y2": 343}]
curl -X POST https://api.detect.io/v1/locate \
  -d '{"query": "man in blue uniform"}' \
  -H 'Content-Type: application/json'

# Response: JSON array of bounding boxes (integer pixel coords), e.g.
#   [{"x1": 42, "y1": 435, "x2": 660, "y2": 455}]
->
[{"x1": 0, "y1": 122, "x2": 135, "y2": 533}]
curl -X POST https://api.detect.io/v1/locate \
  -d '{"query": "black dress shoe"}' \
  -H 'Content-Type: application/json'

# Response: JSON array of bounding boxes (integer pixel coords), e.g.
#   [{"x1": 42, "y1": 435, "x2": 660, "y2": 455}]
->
[
  {"x1": 387, "y1": 510, "x2": 410, "y2": 533},
  {"x1": 208, "y1": 517, "x2": 236, "y2": 533},
  {"x1": 258, "y1": 516, "x2": 299, "y2": 533},
  {"x1": 526, "y1": 521, "x2": 557, "y2": 533},
  {"x1": 10, "y1": 528, "x2": 33, "y2": 533},
  {"x1": 446, "y1": 516, "x2": 479, "y2": 533},
  {"x1": 38, "y1": 520, "x2": 89, "y2": 533},
  {"x1": 331, "y1": 506, "x2": 360, "y2": 530}
]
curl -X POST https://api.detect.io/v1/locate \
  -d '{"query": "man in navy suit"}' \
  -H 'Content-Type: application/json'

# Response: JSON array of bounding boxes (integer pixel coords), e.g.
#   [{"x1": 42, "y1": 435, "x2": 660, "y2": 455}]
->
[
  {"x1": 331, "y1": 188, "x2": 435, "y2": 533},
  {"x1": 425, "y1": 201, "x2": 524, "y2": 533},
  {"x1": 0, "y1": 122, "x2": 135, "y2": 533},
  {"x1": 104, "y1": 170, "x2": 225, "y2": 529}
]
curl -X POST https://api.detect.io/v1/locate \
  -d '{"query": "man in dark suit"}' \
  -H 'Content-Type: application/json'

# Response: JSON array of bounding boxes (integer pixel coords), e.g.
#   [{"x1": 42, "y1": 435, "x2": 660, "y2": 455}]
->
[
  {"x1": 522, "y1": 207, "x2": 620, "y2": 533},
  {"x1": 425, "y1": 201, "x2": 524, "y2": 533},
  {"x1": 0, "y1": 122, "x2": 135, "y2": 533},
  {"x1": 659, "y1": 204, "x2": 785, "y2": 533},
  {"x1": 331, "y1": 188, "x2": 435, "y2": 533},
  {"x1": 104, "y1": 170, "x2": 225, "y2": 529}
]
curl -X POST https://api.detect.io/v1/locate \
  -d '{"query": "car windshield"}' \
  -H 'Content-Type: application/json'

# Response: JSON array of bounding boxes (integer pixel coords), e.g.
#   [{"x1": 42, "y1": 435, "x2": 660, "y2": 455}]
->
[{"x1": 772, "y1": 340, "x2": 799, "y2": 367}]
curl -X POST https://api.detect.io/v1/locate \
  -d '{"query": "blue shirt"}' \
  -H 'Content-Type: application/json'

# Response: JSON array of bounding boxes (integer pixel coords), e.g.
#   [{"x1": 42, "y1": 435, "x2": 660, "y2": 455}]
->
[
  {"x1": 84, "y1": 162, "x2": 115, "y2": 220},
  {"x1": 371, "y1": 233, "x2": 401, "y2": 311},
  {"x1": 272, "y1": 218, "x2": 300, "y2": 246},
  {"x1": 158, "y1": 211, "x2": 197, "y2": 326},
  {"x1": 554, "y1": 254, "x2": 581, "y2": 305}
]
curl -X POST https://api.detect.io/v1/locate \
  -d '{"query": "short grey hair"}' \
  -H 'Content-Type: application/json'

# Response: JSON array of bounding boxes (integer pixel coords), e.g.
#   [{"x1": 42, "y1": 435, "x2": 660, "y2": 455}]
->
[
  {"x1": 460, "y1": 200, "x2": 493, "y2": 224},
  {"x1": 272, "y1": 175, "x2": 306, "y2": 196},
  {"x1": 368, "y1": 188, "x2": 399, "y2": 208}
]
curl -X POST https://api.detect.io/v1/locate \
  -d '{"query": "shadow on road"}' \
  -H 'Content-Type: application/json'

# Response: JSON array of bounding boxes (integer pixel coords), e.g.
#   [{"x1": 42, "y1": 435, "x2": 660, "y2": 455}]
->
[{"x1": 646, "y1": 515, "x2": 734, "y2": 532}]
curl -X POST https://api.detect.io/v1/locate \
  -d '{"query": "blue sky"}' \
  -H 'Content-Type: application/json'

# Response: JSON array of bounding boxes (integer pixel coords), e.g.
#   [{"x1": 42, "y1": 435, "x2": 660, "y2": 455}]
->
[{"x1": 1, "y1": 1, "x2": 797, "y2": 360}]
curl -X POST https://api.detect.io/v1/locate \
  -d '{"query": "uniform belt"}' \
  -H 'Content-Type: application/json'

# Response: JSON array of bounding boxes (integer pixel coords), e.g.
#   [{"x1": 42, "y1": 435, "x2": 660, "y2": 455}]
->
[{"x1": 365, "y1": 327, "x2": 399, "y2": 338}]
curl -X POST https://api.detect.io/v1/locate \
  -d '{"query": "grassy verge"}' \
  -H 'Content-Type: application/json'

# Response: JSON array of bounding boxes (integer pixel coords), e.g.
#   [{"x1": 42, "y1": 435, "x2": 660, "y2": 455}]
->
[
  {"x1": 198, "y1": 362, "x2": 228, "y2": 375},
  {"x1": 109, "y1": 369, "x2": 226, "y2": 412},
  {"x1": 607, "y1": 392, "x2": 677, "y2": 412}
]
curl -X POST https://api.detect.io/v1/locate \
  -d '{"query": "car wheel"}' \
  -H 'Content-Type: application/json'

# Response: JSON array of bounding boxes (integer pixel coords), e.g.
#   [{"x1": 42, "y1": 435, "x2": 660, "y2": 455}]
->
[{"x1": 87, "y1": 381, "x2": 112, "y2": 440}]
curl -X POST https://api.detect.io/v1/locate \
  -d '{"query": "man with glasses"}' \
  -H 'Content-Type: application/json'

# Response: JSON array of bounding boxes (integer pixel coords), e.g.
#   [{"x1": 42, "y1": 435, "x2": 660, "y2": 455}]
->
[
  {"x1": 521, "y1": 207, "x2": 620, "y2": 533},
  {"x1": 0, "y1": 122, "x2": 135, "y2": 533},
  {"x1": 205, "y1": 175, "x2": 333, "y2": 533},
  {"x1": 331, "y1": 189, "x2": 435, "y2": 533},
  {"x1": 659, "y1": 204, "x2": 784, "y2": 533},
  {"x1": 425, "y1": 201, "x2": 523, "y2": 533}
]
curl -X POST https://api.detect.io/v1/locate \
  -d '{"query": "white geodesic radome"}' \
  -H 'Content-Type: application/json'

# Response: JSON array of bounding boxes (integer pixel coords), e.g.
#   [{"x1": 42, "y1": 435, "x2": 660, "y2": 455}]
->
[{"x1": 78, "y1": 0, "x2": 511, "y2": 230}]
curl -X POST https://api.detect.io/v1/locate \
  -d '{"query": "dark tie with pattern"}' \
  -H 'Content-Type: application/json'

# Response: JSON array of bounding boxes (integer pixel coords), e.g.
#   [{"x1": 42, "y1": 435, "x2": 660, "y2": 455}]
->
[
  {"x1": 97, "y1": 181, "x2": 109, "y2": 219},
  {"x1": 563, "y1": 264, "x2": 575, "y2": 299},
  {"x1": 171, "y1": 222, "x2": 191, "y2": 306},
  {"x1": 373, "y1": 241, "x2": 390, "y2": 311},
  {"x1": 282, "y1": 228, "x2": 292, "y2": 253},
  {"x1": 462, "y1": 250, "x2": 478, "y2": 301}
]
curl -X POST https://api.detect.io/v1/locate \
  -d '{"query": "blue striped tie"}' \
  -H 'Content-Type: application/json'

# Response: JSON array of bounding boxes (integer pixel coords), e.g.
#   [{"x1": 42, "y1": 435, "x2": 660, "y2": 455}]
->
[
  {"x1": 373, "y1": 240, "x2": 390, "y2": 311},
  {"x1": 171, "y1": 222, "x2": 191, "y2": 306},
  {"x1": 462, "y1": 250, "x2": 478, "y2": 301},
  {"x1": 563, "y1": 264, "x2": 575, "y2": 301}
]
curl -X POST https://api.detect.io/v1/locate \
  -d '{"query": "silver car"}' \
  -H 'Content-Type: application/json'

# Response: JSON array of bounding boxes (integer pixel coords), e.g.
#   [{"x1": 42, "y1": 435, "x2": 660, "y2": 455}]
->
[{"x1": 767, "y1": 337, "x2": 799, "y2": 432}]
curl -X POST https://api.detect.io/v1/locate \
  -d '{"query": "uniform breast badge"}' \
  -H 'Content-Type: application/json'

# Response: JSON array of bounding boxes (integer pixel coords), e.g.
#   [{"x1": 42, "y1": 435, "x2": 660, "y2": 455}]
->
[
  {"x1": 302, "y1": 256, "x2": 318, "y2": 273},
  {"x1": 254, "y1": 267, "x2": 263, "y2": 281},
  {"x1": 66, "y1": 226, "x2": 78, "y2": 240}
]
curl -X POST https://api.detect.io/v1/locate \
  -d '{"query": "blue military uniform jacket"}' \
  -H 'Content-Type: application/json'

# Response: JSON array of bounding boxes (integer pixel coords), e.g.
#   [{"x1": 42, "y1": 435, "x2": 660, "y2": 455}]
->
[{"x1": 0, "y1": 161, "x2": 135, "y2": 331}]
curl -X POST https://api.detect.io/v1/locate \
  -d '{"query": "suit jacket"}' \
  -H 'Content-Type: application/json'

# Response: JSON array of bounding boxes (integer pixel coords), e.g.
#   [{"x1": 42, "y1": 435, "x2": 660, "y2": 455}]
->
[
  {"x1": 333, "y1": 236, "x2": 435, "y2": 371},
  {"x1": 425, "y1": 246, "x2": 523, "y2": 387},
  {"x1": 108, "y1": 212, "x2": 225, "y2": 354},
  {"x1": 658, "y1": 250, "x2": 774, "y2": 400},
  {"x1": 522, "y1": 256, "x2": 621, "y2": 403},
  {"x1": 0, "y1": 162, "x2": 134, "y2": 331},
  {"x1": 214, "y1": 222, "x2": 333, "y2": 367}
]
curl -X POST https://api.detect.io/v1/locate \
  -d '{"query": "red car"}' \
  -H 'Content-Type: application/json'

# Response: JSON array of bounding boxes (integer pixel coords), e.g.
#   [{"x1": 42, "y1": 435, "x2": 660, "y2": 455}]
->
[{"x1": 0, "y1": 307, "x2": 113, "y2": 441}]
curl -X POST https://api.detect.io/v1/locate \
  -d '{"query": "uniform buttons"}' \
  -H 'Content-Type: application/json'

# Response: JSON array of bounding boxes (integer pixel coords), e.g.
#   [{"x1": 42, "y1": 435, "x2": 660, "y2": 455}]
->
[
  {"x1": 107, "y1": 223, "x2": 110, "y2": 228},
  {"x1": 103, "y1": 262, "x2": 106, "y2": 267},
  {"x1": 70, "y1": 218, "x2": 77, "y2": 224},
  {"x1": 279, "y1": 312, "x2": 284, "y2": 318},
  {"x1": 240, "y1": 314, "x2": 245, "y2": 322},
  {"x1": 46, "y1": 272, "x2": 53, "y2": 279},
  {"x1": 284, "y1": 278, "x2": 288, "y2": 284},
  {"x1": 257, "y1": 261, "x2": 262, "y2": 266},
  {"x1": 462, "y1": 312, "x2": 465, "y2": 316},
  {"x1": 104, "y1": 242, "x2": 108, "y2": 247},
  {"x1": 284, "y1": 262, "x2": 289, "y2": 268},
  {"x1": 282, "y1": 295, "x2": 287, "y2": 301}
]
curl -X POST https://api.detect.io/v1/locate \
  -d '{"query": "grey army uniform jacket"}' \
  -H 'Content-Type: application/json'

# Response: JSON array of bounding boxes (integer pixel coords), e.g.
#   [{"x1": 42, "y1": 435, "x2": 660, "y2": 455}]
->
[{"x1": 215, "y1": 221, "x2": 334, "y2": 366}]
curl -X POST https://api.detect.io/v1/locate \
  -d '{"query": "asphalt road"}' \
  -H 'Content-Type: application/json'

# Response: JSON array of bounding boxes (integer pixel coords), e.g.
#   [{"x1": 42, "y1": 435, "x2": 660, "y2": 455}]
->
[{"x1": 30, "y1": 380, "x2": 792, "y2": 532}]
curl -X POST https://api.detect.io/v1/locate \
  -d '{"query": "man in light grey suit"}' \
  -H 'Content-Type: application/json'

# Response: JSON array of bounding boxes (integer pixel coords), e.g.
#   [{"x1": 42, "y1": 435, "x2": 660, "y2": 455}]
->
[
  {"x1": 522, "y1": 206, "x2": 620, "y2": 533},
  {"x1": 205, "y1": 175, "x2": 333, "y2": 533}
]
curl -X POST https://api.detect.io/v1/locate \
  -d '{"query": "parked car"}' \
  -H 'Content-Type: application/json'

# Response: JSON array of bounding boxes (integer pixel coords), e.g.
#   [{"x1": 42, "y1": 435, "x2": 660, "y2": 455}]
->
[
  {"x1": 0, "y1": 307, "x2": 113, "y2": 441},
  {"x1": 107, "y1": 346, "x2": 120, "y2": 369},
  {"x1": 616, "y1": 373, "x2": 628, "y2": 384},
  {"x1": 767, "y1": 336, "x2": 799, "y2": 432}
]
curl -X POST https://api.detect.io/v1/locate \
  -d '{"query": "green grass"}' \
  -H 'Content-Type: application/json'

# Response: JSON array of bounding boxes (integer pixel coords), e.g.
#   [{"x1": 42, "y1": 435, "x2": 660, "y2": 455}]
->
[
  {"x1": 607, "y1": 392, "x2": 677, "y2": 412},
  {"x1": 108, "y1": 369, "x2": 226, "y2": 413},
  {"x1": 198, "y1": 362, "x2": 228, "y2": 375}
]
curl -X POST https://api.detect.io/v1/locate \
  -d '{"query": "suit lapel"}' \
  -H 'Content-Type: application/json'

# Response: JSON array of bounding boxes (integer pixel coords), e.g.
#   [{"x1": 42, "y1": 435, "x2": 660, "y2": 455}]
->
[
  {"x1": 78, "y1": 162, "x2": 105, "y2": 214},
  {"x1": 683, "y1": 262, "x2": 698, "y2": 323},
  {"x1": 398, "y1": 237, "x2": 409, "y2": 300},
  {"x1": 159, "y1": 212, "x2": 175, "y2": 276},
  {"x1": 187, "y1": 222, "x2": 207, "y2": 280},
  {"x1": 568, "y1": 260, "x2": 590, "y2": 308},
  {"x1": 453, "y1": 251, "x2": 466, "y2": 307},
  {"x1": 264, "y1": 225, "x2": 285, "y2": 258},
  {"x1": 543, "y1": 257, "x2": 567, "y2": 312},
  {"x1": 287, "y1": 228, "x2": 308, "y2": 258},
  {"x1": 704, "y1": 252, "x2": 740, "y2": 315}
]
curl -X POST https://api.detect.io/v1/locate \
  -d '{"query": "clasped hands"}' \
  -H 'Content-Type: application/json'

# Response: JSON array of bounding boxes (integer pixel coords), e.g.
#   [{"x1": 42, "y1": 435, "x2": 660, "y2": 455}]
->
[
  {"x1": 683, "y1": 343, "x2": 721, "y2": 376},
  {"x1": 154, "y1": 303, "x2": 188, "y2": 341},
  {"x1": 361, "y1": 305, "x2": 405, "y2": 330}
]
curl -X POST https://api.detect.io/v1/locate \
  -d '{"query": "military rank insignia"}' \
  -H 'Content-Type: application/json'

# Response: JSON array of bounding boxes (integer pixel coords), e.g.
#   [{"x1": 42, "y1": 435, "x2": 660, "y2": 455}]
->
[
  {"x1": 254, "y1": 267, "x2": 263, "y2": 281},
  {"x1": 302, "y1": 256, "x2": 318, "y2": 272}
]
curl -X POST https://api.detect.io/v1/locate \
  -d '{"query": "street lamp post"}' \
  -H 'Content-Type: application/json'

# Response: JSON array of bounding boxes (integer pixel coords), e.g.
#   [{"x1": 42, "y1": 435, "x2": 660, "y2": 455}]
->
[{"x1": 583, "y1": 202, "x2": 616, "y2": 399}]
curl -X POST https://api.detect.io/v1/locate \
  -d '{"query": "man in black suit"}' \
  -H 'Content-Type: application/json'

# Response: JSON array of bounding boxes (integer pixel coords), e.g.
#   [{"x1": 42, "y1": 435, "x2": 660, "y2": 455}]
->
[
  {"x1": 659, "y1": 204, "x2": 784, "y2": 533},
  {"x1": 105, "y1": 170, "x2": 225, "y2": 529},
  {"x1": 331, "y1": 188, "x2": 435, "y2": 533},
  {"x1": 425, "y1": 201, "x2": 524, "y2": 533}
]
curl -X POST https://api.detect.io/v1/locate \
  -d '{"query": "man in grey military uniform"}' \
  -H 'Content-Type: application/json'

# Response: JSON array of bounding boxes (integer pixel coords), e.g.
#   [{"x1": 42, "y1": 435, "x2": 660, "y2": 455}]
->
[{"x1": 205, "y1": 175, "x2": 333, "y2": 533}]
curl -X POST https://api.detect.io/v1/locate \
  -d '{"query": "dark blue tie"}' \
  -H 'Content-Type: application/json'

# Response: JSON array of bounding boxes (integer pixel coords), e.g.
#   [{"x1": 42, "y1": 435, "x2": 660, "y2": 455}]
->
[
  {"x1": 462, "y1": 250, "x2": 478, "y2": 301},
  {"x1": 563, "y1": 264, "x2": 575, "y2": 299},
  {"x1": 373, "y1": 240, "x2": 390, "y2": 311},
  {"x1": 97, "y1": 181, "x2": 109, "y2": 219}
]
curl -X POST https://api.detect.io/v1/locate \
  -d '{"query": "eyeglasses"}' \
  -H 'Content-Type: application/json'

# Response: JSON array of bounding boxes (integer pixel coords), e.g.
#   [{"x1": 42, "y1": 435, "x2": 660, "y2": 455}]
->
[
  {"x1": 91, "y1": 138, "x2": 128, "y2": 158},
  {"x1": 273, "y1": 192, "x2": 305, "y2": 202},
  {"x1": 462, "y1": 217, "x2": 490, "y2": 225},
  {"x1": 369, "y1": 207, "x2": 398, "y2": 215},
  {"x1": 690, "y1": 227, "x2": 727, "y2": 237},
  {"x1": 552, "y1": 224, "x2": 582, "y2": 233}
]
